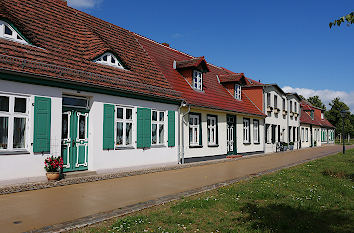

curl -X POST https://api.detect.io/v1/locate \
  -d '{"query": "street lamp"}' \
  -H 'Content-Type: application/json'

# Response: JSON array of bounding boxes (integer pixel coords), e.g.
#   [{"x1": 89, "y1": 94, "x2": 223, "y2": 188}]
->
[{"x1": 340, "y1": 110, "x2": 349, "y2": 154}]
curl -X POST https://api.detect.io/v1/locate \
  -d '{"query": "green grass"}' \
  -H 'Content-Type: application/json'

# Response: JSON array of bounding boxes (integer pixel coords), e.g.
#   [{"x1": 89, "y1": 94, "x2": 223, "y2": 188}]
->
[
  {"x1": 73, "y1": 149, "x2": 354, "y2": 233},
  {"x1": 335, "y1": 139, "x2": 354, "y2": 145}
]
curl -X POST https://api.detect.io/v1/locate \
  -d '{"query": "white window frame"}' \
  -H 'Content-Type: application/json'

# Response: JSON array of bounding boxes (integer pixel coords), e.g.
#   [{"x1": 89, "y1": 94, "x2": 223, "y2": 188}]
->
[
  {"x1": 243, "y1": 118, "x2": 250, "y2": 143},
  {"x1": 0, "y1": 94, "x2": 29, "y2": 152},
  {"x1": 235, "y1": 84, "x2": 242, "y2": 100},
  {"x1": 0, "y1": 20, "x2": 28, "y2": 44},
  {"x1": 151, "y1": 110, "x2": 166, "y2": 146},
  {"x1": 94, "y1": 52, "x2": 125, "y2": 69},
  {"x1": 115, "y1": 106, "x2": 134, "y2": 148},
  {"x1": 189, "y1": 114, "x2": 200, "y2": 146},
  {"x1": 192, "y1": 70, "x2": 203, "y2": 90},
  {"x1": 253, "y1": 119, "x2": 259, "y2": 143},
  {"x1": 207, "y1": 115, "x2": 217, "y2": 146}
]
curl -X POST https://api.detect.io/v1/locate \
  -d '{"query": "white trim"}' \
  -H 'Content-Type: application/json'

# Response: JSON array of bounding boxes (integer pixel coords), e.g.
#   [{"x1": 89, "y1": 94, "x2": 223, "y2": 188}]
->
[
  {"x1": 115, "y1": 106, "x2": 134, "y2": 148},
  {"x1": 189, "y1": 114, "x2": 200, "y2": 146},
  {"x1": 0, "y1": 20, "x2": 28, "y2": 44},
  {"x1": 235, "y1": 84, "x2": 242, "y2": 100},
  {"x1": 253, "y1": 119, "x2": 259, "y2": 143},
  {"x1": 151, "y1": 110, "x2": 166, "y2": 146},
  {"x1": 243, "y1": 118, "x2": 250, "y2": 143},
  {"x1": 207, "y1": 115, "x2": 217, "y2": 145},
  {"x1": 192, "y1": 70, "x2": 203, "y2": 90},
  {"x1": 94, "y1": 52, "x2": 125, "y2": 69}
]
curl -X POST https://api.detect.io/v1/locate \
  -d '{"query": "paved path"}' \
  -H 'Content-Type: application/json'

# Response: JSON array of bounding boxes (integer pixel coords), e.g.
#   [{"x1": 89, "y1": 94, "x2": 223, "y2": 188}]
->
[{"x1": 0, "y1": 145, "x2": 351, "y2": 233}]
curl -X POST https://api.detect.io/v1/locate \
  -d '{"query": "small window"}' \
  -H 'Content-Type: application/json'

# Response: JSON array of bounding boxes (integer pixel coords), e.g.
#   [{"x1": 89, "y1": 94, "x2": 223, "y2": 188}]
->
[
  {"x1": 62, "y1": 96, "x2": 88, "y2": 109},
  {"x1": 235, "y1": 84, "x2": 242, "y2": 100},
  {"x1": 152, "y1": 110, "x2": 165, "y2": 145},
  {"x1": 274, "y1": 95, "x2": 278, "y2": 109},
  {"x1": 282, "y1": 98, "x2": 286, "y2": 110},
  {"x1": 290, "y1": 101, "x2": 293, "y2": 112},
  {"x1": 267, "y1": 93, "x2": 271, "y2": 106},
  {"x1": 189, "y1": 114, "x2": 200, "y2": 146},
  {"x1": 94, "y1": 52, "x2": 125, "y2": 69},
  {"x1": 294, "y1": 102, "x2": 297, "y2": 113},
  {"x1": 321, "y1": 112, "x2": 324, "y2": 119},
  {"x1": 207, "y1": 115, "x2": 217, "y2": 145},
  {"x1": 253, "y1": 120, "x2": 259, "y2": 143},
  {"x1": 0, "y1": 20, "x2": 28, "y2": 44},
  {"x1": 243, "y1": 118, "x2": 250, "y2": 143},
  {"x1": 193, "y1": 70, "x2": 203, "y2": 90},
  {"x1": 0, "y1": 94, "x2": 28, "y2": 151},
  {"x1": 116, "y1": 106, "x2": 134, "y2": 147},
  {"x1": 310, "y1": 111, "x2": 314, "y2": 120}
]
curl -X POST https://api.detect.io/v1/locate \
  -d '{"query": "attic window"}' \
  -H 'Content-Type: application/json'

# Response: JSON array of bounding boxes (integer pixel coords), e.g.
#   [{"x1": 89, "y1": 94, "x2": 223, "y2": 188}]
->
[
  {"x1": 94, "y1": 52, "x2": 125, "y2": 69},
  {"x1": 0, "y1": 20, "x2": 28, "y2": 44},
  {"x1": 193, "y1": 70, "x2": 203, "y2": 90},
  {"x1": 235, "y1": 84, "x2": 242, "y2": 100}
]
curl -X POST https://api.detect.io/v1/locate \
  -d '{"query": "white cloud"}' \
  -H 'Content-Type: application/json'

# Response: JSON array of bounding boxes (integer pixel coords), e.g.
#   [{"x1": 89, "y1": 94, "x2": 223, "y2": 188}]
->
[
  {"x1": 283, "y1": 86, "x2": 354, "y2": 113},
  {"x1": 67, "y1": 0, "x2": 102, "y2": 9}
]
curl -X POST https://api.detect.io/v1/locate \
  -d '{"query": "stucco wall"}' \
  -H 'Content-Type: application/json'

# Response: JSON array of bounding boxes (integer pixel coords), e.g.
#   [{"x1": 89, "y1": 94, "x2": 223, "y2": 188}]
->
[
  {"x1": 236, "y1": 115, "x2": 264, "y2": 154},
  {"x1": 0, "y1": 79, "x2": 179, "y2": 185}
]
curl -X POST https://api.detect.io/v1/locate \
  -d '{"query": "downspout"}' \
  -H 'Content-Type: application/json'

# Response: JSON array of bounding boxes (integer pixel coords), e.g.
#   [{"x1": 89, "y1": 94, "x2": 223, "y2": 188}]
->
[
  {"x1": 263, "y1": 87, "x2": 266, "y2": 153},
  {"x1": 180, "y1": 103, "x2": 191, "y2": 164}
]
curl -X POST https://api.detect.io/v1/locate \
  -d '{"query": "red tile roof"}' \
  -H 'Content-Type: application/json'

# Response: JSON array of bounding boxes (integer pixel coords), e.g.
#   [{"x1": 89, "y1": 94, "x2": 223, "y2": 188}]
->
[
  {"x1": 176, "y1": 57, "x2": 209, "y2": 72},
  {"x1": 300, "y1": 100, "x2": 334, "y2": 128},
  {"x1": 218, "y1": 73, "x2": 244, "y2": 83},
  {"x1": 135, "y1": 35, "x2": 265, "y2": 117},
  {"x1": 0, "y1": 0, "x2": 181, "y2": 101}
]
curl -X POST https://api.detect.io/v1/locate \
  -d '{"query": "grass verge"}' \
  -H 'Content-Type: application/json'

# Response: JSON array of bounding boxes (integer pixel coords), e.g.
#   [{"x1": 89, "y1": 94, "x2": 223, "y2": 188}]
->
[{"x1": 73, "y1": 149, "x2": 354, "y2": 233}]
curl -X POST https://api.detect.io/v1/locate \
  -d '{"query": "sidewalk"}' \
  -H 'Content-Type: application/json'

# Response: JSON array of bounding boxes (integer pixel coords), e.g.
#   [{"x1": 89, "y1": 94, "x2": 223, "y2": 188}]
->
[{"x1": 0, "y1": 145, "x2": 351, "y2": 233}]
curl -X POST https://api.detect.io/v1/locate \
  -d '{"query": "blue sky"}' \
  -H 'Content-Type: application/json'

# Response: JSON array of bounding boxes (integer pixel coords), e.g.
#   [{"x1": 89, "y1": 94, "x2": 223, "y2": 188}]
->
[{"x1": 68, "y1": 0, "x2": 354, "y2": 111}]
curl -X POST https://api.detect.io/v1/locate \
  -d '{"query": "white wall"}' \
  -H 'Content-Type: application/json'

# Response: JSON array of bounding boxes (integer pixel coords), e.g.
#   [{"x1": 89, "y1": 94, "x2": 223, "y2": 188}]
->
[
  {"x1": 0, "y1": 80, "x2": 179, "y2": 185},
  {"x1": 236, "y1": 115, "x2": 264, "y2": 154}
]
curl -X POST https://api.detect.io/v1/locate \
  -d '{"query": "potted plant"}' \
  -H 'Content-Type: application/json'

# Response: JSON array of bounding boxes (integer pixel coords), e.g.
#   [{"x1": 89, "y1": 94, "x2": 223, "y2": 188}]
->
[
  {"x1": 289, "y1": 142, "x2": 294, "y2": 150},
  {"x1": 44, "y1": 156, "x2": 64, "y2": 181}
]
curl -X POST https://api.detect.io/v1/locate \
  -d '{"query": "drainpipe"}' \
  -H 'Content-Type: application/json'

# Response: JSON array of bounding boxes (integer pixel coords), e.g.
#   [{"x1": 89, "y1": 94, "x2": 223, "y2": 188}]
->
[{"x1": 180, "y1": 103, "x2": 190, "y2": 164}]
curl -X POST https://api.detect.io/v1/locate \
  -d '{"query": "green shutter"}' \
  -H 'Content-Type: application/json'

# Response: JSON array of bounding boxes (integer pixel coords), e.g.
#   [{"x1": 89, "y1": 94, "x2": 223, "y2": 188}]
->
[
  {"x1": 33, "y1": 96, "x2": 51, "y2": 153},
  {"x1": 103, "y1": 104, "x2": 114, "y2": 150},
  {"x1": 137, "y1": 108, "x2": 151, "y2": 148},
  {"x1": 168, "y1": 111, "x2": 175, "y2": 147}
]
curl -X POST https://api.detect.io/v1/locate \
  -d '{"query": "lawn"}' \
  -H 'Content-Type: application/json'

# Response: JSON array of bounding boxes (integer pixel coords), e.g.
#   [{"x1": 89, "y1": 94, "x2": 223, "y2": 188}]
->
[
  {"x1": 73, "y1": 149, "x2": 354, "y2": 233},
  {"x1": 335, "y1": 138, "x2": 354, "y2": 145}
]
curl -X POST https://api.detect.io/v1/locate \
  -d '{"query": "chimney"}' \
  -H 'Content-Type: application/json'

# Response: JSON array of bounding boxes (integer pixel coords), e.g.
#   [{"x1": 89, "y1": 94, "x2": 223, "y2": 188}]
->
[{"x1": 162, "y1": 42, "x2": 170, "y2": 47}]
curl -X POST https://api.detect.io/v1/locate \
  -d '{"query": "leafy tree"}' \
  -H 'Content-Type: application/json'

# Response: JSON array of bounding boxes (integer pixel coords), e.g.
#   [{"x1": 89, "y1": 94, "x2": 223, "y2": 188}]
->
[
  {"x1": 307, "y1": 95, "x2": 326, "y2": 110},
  {"x1": 329, "y1": 12, "x2": 354, "y2": 28},
  {"x1": 325, "y1": 97, "x2": 353, "y2": 137},
  {"x1": 299, "y1": 95, "x2": 306, "y2": 100}
]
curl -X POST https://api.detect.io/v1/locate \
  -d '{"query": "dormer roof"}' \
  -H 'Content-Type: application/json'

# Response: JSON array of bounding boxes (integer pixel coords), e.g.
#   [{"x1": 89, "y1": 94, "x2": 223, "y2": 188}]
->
[
  {"x1": 175, "y1": 56, "x2": 210, "y2": 72},
  {"x1": 218, "y1": 73, "x2": 245, "y2": 83}
]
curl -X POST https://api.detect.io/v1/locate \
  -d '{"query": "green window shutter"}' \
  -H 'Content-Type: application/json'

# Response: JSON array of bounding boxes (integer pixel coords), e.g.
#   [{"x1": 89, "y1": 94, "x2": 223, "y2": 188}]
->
[
  {"x1": 103, "y1": 104, "x2": 114, "y2": 150},
  {"x1": 144, "y1": 108, "x2": 151, "y2": 148},
  {"x1": 137, "y1": 108, "x2": 152, "y2": 148},
  {"x1": 33, "y1": 97, "x2": 51, "y2": 153},
  {"x1": 168, "y1": 111, "x2": 175, "y2": 147}
]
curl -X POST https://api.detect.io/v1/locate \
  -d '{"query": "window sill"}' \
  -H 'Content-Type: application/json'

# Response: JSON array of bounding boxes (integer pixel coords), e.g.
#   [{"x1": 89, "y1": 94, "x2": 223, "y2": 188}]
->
[
  {"x1": 151, "y1": 144, "x2": 166, "y2": 148},
  {"x1": 115, "y1": 146, "x2": 135, "y2": 150},
  {"x1": 189, "y1": 145, "x2": 203, "y2": 148},
  {"x1": 0, "y1": 150, "x2": 30, "y2": 155},
  {"x1": 243, "y1": 142, "x2": 251, "y2": 145},
  {"x1": 254, "y1": 142, "x2": 260, "y2": 145},
  {"x1": 208, "y1": 144, "x2": 219, "y2": 148}
]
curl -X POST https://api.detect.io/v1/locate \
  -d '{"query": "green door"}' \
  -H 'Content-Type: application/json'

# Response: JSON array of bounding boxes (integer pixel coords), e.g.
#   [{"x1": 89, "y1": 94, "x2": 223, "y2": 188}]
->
[
  {"x1": 227, "y1": 115, "x2": 237, "y2": 155},
  {"x1": 61, "y1": 109, "x2": 89, "y2": 172}
]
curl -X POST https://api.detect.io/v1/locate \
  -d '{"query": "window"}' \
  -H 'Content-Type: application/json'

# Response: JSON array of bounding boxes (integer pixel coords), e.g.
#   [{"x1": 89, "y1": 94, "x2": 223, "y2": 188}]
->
[
  {"x1": 115, "y1": 106, "x2": 133, "y2": 147},
  {"x1": 290, "y1": 101, "x2": 293, "y2": 112},
  {"x1": 267, "y1": 93, "x2": 271, "y2": 106},
  {"x1": 235, "y1": 84, "x2": 242, "y2": 100},
  {"x1": 274, "y1": 95, "x2": 278, "y2": 109},
  {"x1": 282, "y1": 98, "x2": 286, "y2": 110},
  {"x1": 0, "y1": 94, "x2": 28, "y2": 151},
  {"x1": 189, "y1": 114, "x2": 200, "y2": 146},
  {"x1": 0, "y1": 20, "x2": 28, "y2": 44},
  {"x1": 310, "y1": 111, "x2": 314, "y2": 120},
  {"x1": 301, "y1": 128, "x2": 304, "y2": 142},
  {"x1": 294, "y1": 102, "x2": 297, "y2": 113},
  {"x1": 94, "y1": 52, "x2": 125, "y2": 69},
  {"x1": 253, "y1": 120, "x2": 259, "y2": 143},
  {"x1": 265, "y1": 124, "x2": 270, "y2": 143},
  {"x1": 62, "y1": 96, "x2": 88, "y2": 109},
  {"x1": 306, "y1": 128, "x2": 309, "y2": 142},
  {"x1": 243, "y1": 118, "x2": 250, "y2": 143},
  {"x1": 193, "y1": 70, "x2": 203, "y2": 90},
  {"x1": 151, "y1": 110, "x2": 165, "y2": 145},
  {"x1": 321, "y1": 112, "x2": 324, "y2": 119},
  {"x1": 207, "y1": 115, "x2": 217, "y2": 145}
]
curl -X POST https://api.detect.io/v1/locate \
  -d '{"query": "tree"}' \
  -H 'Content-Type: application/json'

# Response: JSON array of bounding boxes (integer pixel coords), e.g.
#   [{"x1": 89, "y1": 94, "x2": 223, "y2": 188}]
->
[
  {"x1": 325, "y1": 97, "x2": 353, "y2": 137},
  {"x1": 307, "y1": 95, "x2": 326, "y2": 110},
  {"x1": 329, "y1": 12, "x2": 354, "y2": 28},
  {"x1": 299, "y1": 95, "x2": 306, "y2": 100}
]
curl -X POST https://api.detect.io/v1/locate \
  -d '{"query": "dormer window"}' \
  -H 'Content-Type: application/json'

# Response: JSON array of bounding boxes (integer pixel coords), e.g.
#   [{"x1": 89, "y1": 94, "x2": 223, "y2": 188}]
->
[
  {"x1": 310, "y1": 110, "x2": 314, "y2": 120},
  {"x1": 235, "y1": 84, "x2": 242, "y2": 100},
  {"x1": 0, "y1": 20, "x2": 28, "y2": 44},
  {"x1": 94, "y1": 52, "x2": 125, "y2": 69},
  {"x1": 321, "y1": 112, "x2": 324, "y2": 119},
  {"x1": 193, "y1": 70, "x2": 203, "y2": 90}
]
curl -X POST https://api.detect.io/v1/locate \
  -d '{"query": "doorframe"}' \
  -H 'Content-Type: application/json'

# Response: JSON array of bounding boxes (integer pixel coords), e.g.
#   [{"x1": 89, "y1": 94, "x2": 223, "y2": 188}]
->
[
  {"x1": 227, "y1": 115, "x2": 237, "y2": 155},
  {"x1": 61, "y1": 106, "x2": 90, "y2": 173}
]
